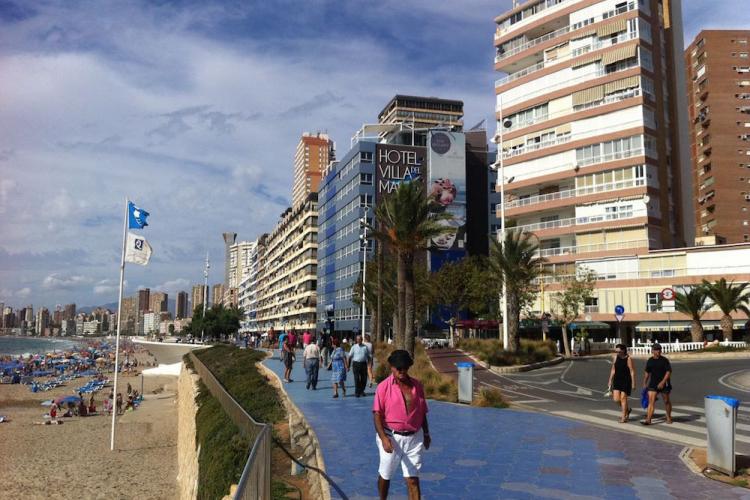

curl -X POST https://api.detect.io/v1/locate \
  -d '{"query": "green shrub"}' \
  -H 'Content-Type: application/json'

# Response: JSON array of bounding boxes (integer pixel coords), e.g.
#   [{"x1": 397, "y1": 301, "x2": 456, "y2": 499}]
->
[
  {"x1": 457, "y1": 338, "x2": 557, "y2": 367},
  {"x1": 372, "y1": 342, "x2": 457, "y2": 402},
  {"x1": 475, "y1": 387, "x2": 508, "y2": 408}
]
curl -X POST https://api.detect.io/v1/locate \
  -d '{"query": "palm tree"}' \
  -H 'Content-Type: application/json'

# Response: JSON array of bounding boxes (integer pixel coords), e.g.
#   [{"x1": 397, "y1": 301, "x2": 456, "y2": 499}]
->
[
  {"x1": 674, "y1": 285, "x2": 710, "y2": 343},
  {"x1": 703, "y1": 278, "x2": 750, "y2": 340},
  {"x1": 370, "y1": 181, "x2": 452, "y2": 356},
  {"x1": 489, "y1": 229, "x2": 545, "y2": 352}
]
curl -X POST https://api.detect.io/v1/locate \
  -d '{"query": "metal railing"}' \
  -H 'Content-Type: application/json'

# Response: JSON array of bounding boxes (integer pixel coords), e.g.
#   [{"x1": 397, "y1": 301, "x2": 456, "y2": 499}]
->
[
  {"x1": 570, "y1": 30, "x2": 638, "y2": 58},
  {"x1": 536, "y1": 238, "x2": 649, "y2": 258},
  {"x1": 507, "y1": 177, "x2": 646, "y2": 209},
  {"x1": 189, "y1": 352, "x2": 271, "y2": 500},
  {"x1": 513, "y1": 209, "x2": 645, "y2": 234}
]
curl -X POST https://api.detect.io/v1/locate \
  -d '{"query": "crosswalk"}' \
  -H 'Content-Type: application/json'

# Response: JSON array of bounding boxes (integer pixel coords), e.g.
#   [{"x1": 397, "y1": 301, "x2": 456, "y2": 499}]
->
[{"x1": 553, "y1": 404, "x2": 750, "y2": 451}]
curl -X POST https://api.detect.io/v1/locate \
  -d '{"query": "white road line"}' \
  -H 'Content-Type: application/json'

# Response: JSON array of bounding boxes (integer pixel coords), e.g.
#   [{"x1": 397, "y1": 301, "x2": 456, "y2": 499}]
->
[
  {"x1": 478, "y1": 381, "x2": 547, "y2": 402},
  {"x1": 552, "y1": 410, "x2": 706, "y2": 447},
  {"x1": 591, "y1": 409, "x2": 750, "y2": 443},
  {"x1": 496, "y1": 375, "x2": 600, "y2": 401},
  {"x1": 676, "y1": 404, "x2": 750, "y2": 415},
  {"x1": 558, "y1": 360, "x2": 607, "y2": 396},
  {"x1": 719, "y1": 370, "x2": 750, "y2": 394},
  {"x1": 513, "y1": 399, "x2": 554, "y2": 404}
]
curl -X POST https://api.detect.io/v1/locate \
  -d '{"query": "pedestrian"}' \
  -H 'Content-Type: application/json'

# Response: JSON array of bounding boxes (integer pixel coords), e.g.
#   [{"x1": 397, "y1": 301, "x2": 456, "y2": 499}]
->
[
  {"x1": 607, "y1": 344, "x2": 635, "y2": 423},
  {"x1": 320, "y1": 331, "x2": 331, "y2": 368},
  {"x1": 288, "y1": 330, "x2": 298, "y2": 349},
  {"x1": 373, "y1": 350, "x2": 430, "y2": 500},
  {"x1": 278, "y1": 330, "x2": 287, "y2": 363},
  {"x1": 303, "y1": 335, "x2": 323, "y2": 390},
  {"x1": 115, "y1": 393, "x2": 123, "y2": 415},
  {"x1": 642, "y1": 343, "x2": 672, "y2": 425},
  {"x1": 329, "y1": 338, "x2": 348, "y2": 398},
  {"x1": 348, "y1": 335, "x2": 371, "y2": 397},
  {"x1": 282, "y1": 335, "x2": 295, "y2": 383},
  {"x1": 303, "y1": 330, "x2": 312, "y2": 347},
  {"x1": 364, "y1": 334, "x2": 375, "y2": 388}
]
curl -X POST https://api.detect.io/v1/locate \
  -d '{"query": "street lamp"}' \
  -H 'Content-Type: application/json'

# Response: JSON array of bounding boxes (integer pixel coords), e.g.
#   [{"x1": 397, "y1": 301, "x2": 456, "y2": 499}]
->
[
  {"x1": 491, "y1": 96, "x2": 513, "y2": 351},
  {"x1": 201, "y1": 252, "x2": 210, "y2": 343},
  {"x1": 360, "y1": 206, "x2": 369, "y2": 338}
]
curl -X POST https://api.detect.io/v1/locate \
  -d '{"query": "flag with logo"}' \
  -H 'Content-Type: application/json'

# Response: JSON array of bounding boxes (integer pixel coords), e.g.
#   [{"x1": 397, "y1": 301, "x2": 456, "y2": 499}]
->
[
  {"x1": 125, "y1": 232, "x2": 153, "y2": 266},
  {"x1": 128, "y1": 201, "x2": 150, "y2": 229}
]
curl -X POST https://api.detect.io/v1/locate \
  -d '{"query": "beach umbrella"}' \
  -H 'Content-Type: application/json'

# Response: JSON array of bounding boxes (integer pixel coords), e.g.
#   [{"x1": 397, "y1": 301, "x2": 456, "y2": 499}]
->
[{"x1": 53, "y1": 395, "x2": 82, "y2": 405}]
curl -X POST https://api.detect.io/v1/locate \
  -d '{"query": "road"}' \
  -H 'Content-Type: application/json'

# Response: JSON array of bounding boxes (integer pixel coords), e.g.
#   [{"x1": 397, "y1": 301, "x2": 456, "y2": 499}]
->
[
  {"x1": 500, "y1": 357, "x2": 750, "y2": 454},
  {"x1": 429, "y1": 349, "x2": 750, "y2": 454}
]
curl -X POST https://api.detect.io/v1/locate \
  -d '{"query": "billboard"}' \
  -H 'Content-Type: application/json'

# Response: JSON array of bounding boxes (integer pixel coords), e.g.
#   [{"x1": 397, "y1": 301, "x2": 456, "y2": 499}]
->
[
  {"x1": 375, "y1": 144, "x2": 425, "y2": 201},
  {"x1": 427, "y1": 131, "x2": 466, "y2": 252}
]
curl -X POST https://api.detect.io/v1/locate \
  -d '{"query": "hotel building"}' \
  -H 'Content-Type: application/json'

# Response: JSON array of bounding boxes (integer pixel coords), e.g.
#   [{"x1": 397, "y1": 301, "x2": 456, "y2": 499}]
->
[
  {"x1": 494, "y1": 0, "x2": 691, "y2": 273},
  {"x1": 686, "y1": 30, "x2": 750, "y2": 244}
]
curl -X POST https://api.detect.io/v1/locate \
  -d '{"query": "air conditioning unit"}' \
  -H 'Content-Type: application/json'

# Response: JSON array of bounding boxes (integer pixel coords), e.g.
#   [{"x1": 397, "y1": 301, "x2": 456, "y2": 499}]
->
[{"x1": 745, "y1": 195, "x2": 750, "y2": 201}]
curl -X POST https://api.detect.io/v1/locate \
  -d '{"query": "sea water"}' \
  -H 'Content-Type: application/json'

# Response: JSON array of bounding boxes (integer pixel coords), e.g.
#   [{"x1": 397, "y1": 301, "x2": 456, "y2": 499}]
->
[{"x1": 0, "y1": 337, "x2": 80, "y2": 356}]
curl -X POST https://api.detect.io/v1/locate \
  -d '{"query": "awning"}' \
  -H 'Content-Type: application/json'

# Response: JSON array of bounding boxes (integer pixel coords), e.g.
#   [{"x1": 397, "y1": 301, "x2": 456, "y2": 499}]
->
[
  {"x1": 604, "y1": 75, "x2": 640, "y2": 94},
  {"x1": 634, "y1": 320, "x2": 747, "y2": 332},
  {"x1": 556, "y1": 123, "x2": 572, "y2": 135},
  {"x1": 568, "y1": 321, "x2": 611, "y2": 330},
  {"x1": 571, "y1": 28, "x2": 597, "y2": 40},
  {"x1": 602, "y1": 44, "x2": 638, "y2": 65},
  {"x1": 597, "y1": 19, "x2": 627, "y2": 37},
  {"x1": 572, "y1": 85, "x2": 604, "y2": 106},
  {"x1": 573, "y1": 54, "x2": 602, "y2": 68}
]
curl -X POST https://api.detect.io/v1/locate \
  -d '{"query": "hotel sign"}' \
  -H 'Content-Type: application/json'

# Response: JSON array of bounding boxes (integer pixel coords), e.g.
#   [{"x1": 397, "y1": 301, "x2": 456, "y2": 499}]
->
[{"x1": 375, "y1": 144, "x2": 424, "y2": 199}]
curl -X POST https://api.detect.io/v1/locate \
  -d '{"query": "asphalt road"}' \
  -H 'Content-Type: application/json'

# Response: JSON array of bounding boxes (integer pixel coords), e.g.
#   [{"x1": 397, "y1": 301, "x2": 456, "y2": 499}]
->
[{"x1": 482, "y1": 356, "x2": 750, "y2": 454}]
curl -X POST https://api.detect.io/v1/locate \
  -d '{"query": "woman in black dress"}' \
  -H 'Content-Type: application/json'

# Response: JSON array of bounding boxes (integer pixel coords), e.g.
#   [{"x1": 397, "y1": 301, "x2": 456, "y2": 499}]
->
[{"x1": 607, "y1": 344, "x2": 636, "y2": 423}]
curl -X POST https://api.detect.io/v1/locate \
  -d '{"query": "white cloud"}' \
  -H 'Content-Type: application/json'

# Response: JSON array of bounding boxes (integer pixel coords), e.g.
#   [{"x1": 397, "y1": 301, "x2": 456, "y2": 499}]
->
[
  {"x1": 16, "y1": 288, "x2": 32, "y2": 299},
  {"x1": 41, "y1": 273, "x2": 92, "y2": 290},
  {"x1": 152, "y1": 278, "x2": 191, "y2": 294}
]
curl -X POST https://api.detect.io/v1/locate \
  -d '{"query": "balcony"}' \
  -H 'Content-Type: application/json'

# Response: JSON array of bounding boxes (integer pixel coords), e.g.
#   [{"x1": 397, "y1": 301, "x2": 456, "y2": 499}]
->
[
  {"x1": 570, "y1": 31, "x2": 638, "y2": 58},
  {"x1": 506, "y1": 177, "x2": 646, "y2": 210},
  {"x1": 495, "y1": 0, "x2": 577, "y2": 39},
  {"x1": 576, "y1": 146, "x2": 650, "y2": 168},
  {"x1": 536, "y1": 238, "x2": 649, "y2": 258},
  {"x1": 512, "y1": 209, "x2": 645, "y2": 234},
  {"x1": 503, "y1": 134, "x2": 572, "y2": 159}
]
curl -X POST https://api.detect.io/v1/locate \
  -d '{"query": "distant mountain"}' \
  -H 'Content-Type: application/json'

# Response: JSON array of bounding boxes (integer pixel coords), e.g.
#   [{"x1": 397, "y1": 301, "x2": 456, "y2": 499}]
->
[{"x1": 79, "y1": 298, "x2": 176, "y2": 315}]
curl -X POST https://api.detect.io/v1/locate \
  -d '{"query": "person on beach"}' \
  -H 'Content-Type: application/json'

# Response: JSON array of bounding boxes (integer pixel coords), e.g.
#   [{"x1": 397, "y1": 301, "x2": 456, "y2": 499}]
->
[
  {"x1": 116, "y1": 393, "x2": 123, "y2": 415},
  {"x1": 348, "y1": 335, "x2": 371, "y2": 397},
  {"x1": 330, "y1": 338, "x2": 348, "y2": 398},
  {"x1": 607, "y1": 344, "x2": 635, "y2": 423},
  {"x1": 364, "y1": 334, "x2": 375, "y2": 388},
  {"x1": 127, "y1": 383, "x2": 132, "y2": 396},
  {"x1": 303, "y1": 335, "x2": 322, "y2": 390},
  {"x1": 373, "y1": 350, "x2": 430, "y2": 500},
  {"x1": 642, "y1": 343, "x2": 673, "y2": 425},
  {"x1": 49, "y1": 403, "x2": 58, "y2": 420},
  {"x1": 282, "y1": 335, "x2": 295, "y2": 383}
]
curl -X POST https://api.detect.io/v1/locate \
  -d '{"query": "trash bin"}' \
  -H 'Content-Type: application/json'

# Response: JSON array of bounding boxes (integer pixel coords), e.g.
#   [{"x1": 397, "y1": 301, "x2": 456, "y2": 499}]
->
[
  {"x1": 456, "y1": 362, "x2": 474, "y2": 404},
  {"x1": 705, "y1": 395, "x2": 741, "y2": 477}
]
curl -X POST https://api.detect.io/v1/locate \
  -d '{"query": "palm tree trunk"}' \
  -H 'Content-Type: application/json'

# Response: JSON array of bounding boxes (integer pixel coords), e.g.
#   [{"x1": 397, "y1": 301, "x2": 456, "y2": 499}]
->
[
  {"x1": 690, "y1": 319, "x2": 704, "y2": 343},
  {"x1": 404, "y1": 252, "x2": 416, "y2": 358},
  {"x1": 507, "y1": 292, "x2": 521, "y2": 352},
  {"x1": 561, "y1": 324, "x2": 571, "y2": 358},
  {"x1": 376, "y1": 244, "x2": 384, "y2": 343},
  {"x1": 395, "y1": 249, "x2": 406, "y2": 349},
  {"x1": 721, "y1": 314, "x2": 734, "y2": 341}
]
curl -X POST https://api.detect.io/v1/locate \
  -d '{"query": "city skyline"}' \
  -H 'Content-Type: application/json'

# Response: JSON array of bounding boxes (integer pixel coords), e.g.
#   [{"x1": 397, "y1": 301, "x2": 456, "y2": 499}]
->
[{"x1": 1, "y1": 0, "x2": 748, "y2": 309}]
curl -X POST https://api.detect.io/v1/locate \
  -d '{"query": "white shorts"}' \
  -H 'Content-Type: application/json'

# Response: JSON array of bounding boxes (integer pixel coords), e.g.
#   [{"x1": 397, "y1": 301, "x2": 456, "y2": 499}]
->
[{"x1": 376, "y1": 430, "x2": 424, "y2": 480}]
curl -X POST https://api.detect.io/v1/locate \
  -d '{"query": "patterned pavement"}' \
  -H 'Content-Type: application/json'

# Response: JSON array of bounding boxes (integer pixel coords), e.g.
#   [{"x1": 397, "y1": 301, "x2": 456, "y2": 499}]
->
[{"x1": 262, "y1": 350, "x2": 750, "y2": 499}]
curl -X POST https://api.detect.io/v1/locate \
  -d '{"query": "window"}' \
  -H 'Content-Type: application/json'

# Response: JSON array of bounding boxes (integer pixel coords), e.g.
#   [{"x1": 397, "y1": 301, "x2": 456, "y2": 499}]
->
[
  {"x1": 584, "y1": 297, "x2": 599, "y2": 313},
  {"x1": 360, "y1": 173, "x2": 373, "y2": 185},
  {"x1": 360, "y1": 151, "x2": 373, "y2": 162},
  {"x1": 646, "y1": 293, "x2": 660, "y2": 312}
]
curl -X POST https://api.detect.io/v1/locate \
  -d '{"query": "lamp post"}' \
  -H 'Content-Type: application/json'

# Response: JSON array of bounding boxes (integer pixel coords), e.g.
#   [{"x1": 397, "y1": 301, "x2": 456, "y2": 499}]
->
[
  {"x1": 492, "y1": 95, "x2": 513, "y2": 351},
  {"x1": 201, "y1": 252, "x2": 209, "y2": 343},
  {"x1": 360, "y1": 206, "x2": 369, "y2": 337}
]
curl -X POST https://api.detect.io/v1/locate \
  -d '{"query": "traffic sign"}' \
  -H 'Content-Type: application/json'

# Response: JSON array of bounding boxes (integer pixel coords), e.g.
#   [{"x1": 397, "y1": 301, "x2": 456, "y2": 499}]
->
[
  {"x1": 661, "y1": 288, "x2": 675, "y2": 301},
  {"x1": 614, "y1": 304, "x2": 625, "y2": 322}
]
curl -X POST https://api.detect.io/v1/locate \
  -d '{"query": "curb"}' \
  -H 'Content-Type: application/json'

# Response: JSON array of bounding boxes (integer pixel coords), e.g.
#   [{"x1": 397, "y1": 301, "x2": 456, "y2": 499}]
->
[
  {"x1": 257, "y1": 357, "x2": 331, "y2": 500},
  {"x1": 679, "y1": 447, "x2": 704, "y2": 476},
  {"x1": 457, "y1": 349, "x2": 565, "y2": 374}
]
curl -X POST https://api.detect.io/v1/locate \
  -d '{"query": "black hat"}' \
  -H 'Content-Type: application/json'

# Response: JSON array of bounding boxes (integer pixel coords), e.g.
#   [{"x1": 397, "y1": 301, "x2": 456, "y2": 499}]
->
[
  {"x1": 387, "y1": 350, "x2": 413, "y2": 369},
  {"x1": 652, "y1": 343, "x2": 662, "y2": 351}
]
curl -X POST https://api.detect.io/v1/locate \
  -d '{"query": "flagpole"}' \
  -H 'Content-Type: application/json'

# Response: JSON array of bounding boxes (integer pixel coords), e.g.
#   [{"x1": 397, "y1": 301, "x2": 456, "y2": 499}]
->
[{"x1": 110, "y1": 197, "x2": 128, "y2": 451}]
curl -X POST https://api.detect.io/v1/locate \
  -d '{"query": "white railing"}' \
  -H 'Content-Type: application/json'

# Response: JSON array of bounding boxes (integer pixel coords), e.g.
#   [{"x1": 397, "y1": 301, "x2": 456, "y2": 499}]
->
[
  {"x1": 536, "y1": 238, "x2": 649, "y2": 258},
  {"x1": 571, "y1": 31, "x2": 638, "y2": 58},
  {"x1": 496, "y1": 25, "x2": 571, "y2": 60},
  {"x1": 514, "y1": 209, "x2": 644, "y2": 234},
  {"x1": 628, "y1": 340, "x2": 748, "y2": 357},
  {"x1": 495, "y1": 0, "x2": 577, "y2": 38},
  {"x1": 503, "y1": 134, "x2": 572, "y2": 159},
  {"x1": 572, "y1": 87, "x2": 643, "y2": 113},
  {"x1": 507, "y1": 177, "x2": 646, "y2": 209},
  {"x1": 496, "y1": 60, "x2": 547, "y2": 86}
]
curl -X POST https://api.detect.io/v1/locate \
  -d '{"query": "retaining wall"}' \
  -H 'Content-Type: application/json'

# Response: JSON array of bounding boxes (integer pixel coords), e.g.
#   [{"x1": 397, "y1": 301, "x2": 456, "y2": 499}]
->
[{"x1": 177, "y1": 364, "x2": 200, "y2": 500}]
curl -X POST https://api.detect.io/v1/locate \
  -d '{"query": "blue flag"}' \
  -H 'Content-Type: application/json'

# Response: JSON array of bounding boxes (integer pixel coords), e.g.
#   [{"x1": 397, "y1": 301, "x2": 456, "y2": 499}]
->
[{"x1": 128, "y1": 201, "x2": 150, "y2": 229}]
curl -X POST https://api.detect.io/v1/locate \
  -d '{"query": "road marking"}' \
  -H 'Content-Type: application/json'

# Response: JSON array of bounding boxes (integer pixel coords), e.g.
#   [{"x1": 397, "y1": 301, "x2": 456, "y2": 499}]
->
[
  {"x1": 719, "y1": 369, "x2": 750, "y2": 394},
  {"x1": 508, "y1": 378, "x2": 559, "y2": 386},
  {"x1": 676, "y1": 404, "x2": 750, "y2": 416},
  {"x1": 478, "y1": 381, "x2": 547, "y2": 402},
  {"x1": 552, "y1": 410, "x2": 706, "y2": 447},
  {"x1": 558, "y1": 360, "x2": 606, "y2": 396},
  {"x1": 591, "y1": 409, "x2": 750, "y2": 443},
  {"x1": 496, "y1": 375, "x2": 600, "y2": 401},
  {"x1": 512, "y1": 399, "x2": 554, "y2": 404}
]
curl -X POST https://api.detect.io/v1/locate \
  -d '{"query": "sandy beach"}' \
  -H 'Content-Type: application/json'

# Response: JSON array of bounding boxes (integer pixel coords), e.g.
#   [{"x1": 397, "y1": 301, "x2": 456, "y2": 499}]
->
[{"x1": 0, "y1": 342, "x2": 199, "y2": 500}]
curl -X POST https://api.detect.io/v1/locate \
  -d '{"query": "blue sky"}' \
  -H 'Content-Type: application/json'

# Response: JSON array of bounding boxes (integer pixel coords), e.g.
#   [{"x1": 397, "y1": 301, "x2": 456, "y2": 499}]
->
[{"x1": 0, "y1": 0, "x2": 748, "y2": 310}]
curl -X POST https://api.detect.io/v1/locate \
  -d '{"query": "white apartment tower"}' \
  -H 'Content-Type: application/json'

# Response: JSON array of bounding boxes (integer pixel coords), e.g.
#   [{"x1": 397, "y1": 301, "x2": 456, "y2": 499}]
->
[{"x1": 494, "y1": 0, "x2": 691, "y2": 274}]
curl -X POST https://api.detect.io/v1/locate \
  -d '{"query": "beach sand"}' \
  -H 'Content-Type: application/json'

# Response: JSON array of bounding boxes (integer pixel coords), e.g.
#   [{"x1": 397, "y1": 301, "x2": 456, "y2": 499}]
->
[{"x1": 0, "y1": 343, "x2": 198, "y2": 500}]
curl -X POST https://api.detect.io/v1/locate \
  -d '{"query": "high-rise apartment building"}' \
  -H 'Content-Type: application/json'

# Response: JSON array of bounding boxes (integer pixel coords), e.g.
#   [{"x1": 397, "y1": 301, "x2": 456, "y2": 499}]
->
[
  {"x1": 686, "y1": 30, "x2": 750, "y2": 244},
  {"x1": 378, "y1": 95, "x2": 464, "y2": 133},
  {"x1": 493, "y1": 0, "x2": 691, "y2": 273},
  {"x1": 176, "y1": 291, "x2": 189, "y2": 319},
  {"x1": 227, "y1": 240, "x2": 257, "y2": 290},
  {"x1": 191, "y1": 284, "x2": 208, "y2": 315},
  {"x1": 35, "y1": 307, "x2": 49, "y2": 335},
  {"x1": 138, "y1": 288, "x2": 150, "y2": 312},
  {"x1": 222, "y1": 232, "x2": 237, "y2": 287},
  {"x1": 238, "y1": 236, "x2": 265, "y2": 332},
  {"x1": 292, "y1": 133, "x2": 332, "y2": 209},
  {"x1": 121, "y1": 296, "x2": 138, "y2": 334},
  {"x1": 255, "y1": 193, "x2": 319, "y2": 332},
  {"x1": 212, "y1": 284, "x2": 225, "y2": 307},
  {"x1": 149, "y1": 292, "x2": 168, "y2": 313},
  {"x1": 63, "y1": 303, "x2": 76, "y2": 321}
]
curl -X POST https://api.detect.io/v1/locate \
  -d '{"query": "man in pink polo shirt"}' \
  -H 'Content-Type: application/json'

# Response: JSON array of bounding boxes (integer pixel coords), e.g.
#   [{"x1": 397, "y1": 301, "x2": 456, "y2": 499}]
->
[{"x1": 372, "y1": 350, "x2": 430, "y2": 500}]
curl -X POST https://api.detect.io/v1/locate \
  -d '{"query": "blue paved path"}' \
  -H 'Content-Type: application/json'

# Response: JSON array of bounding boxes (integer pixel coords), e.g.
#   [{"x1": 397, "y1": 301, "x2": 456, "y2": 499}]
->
[{"x1": 263, "y1": 351, "x2": 750, "y2": 499}]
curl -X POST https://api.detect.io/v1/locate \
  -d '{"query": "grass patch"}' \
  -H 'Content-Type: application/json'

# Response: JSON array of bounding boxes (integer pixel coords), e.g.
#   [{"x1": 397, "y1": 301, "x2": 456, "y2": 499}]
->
[
  {"x1": 475, "y1": 387, "x2": 508, "y2": 408},
  {"x1": 191, "y1": 346, "x2": 285, "y2": 499},
  {"x1": 458, "y1": 338, "x2": 558, "y2": 367},
  {"x1": 373, "y1": 343, "x2": 458, "y2": 402},
  {"x1": 272, "y1": 480, "x2": 296, "y2": 499}
]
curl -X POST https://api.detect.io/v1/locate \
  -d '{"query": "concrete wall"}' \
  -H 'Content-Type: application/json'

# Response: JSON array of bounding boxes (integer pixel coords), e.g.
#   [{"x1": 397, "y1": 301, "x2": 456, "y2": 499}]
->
[{"x1": 177, "y1": 364, "x2": 200, "y2": 500}]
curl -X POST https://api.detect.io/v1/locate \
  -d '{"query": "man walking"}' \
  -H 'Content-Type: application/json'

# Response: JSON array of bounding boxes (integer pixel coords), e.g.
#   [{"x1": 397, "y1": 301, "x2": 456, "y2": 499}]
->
[
  {"x1": 373, "y1": 350, "x2": 430, "y2": 500},
  {"x1": 303, "y1": 335, "x2": 322, "y2": 390},
  {"x1": 642, "y1": 343, "x2": 673, "y2": 425},
  {"x1": 348, "y1": 335, "x2": 371, "y2": 397}
]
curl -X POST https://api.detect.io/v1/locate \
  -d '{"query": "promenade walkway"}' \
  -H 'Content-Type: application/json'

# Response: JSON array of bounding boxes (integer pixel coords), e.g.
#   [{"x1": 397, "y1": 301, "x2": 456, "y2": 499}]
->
[{"x1": 262, "y1": 350, "x2": 750, "y2": 499}]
